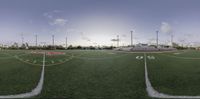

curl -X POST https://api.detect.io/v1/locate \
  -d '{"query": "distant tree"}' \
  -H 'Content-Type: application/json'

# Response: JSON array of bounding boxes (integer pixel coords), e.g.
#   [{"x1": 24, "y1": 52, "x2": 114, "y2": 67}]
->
[
  {"x1": 10, "y1": 42, "x2": 19, "y2": 49},
  {"x1": 77, "y1": 45, "x2": 82, "y2": 49},
  {"x1": 20, "y1": 43, "x2": 26, "y2": 49},
  {"x1": 172, "y1": 42, "x2": 179, "y2": 48},
  {"x1": 25, "y1": 43, "x2": 29, "y2": 49},
  {"x1": 89, "y1": 46, "x2": 95, "y2": 50},
  {"x1": 68, "y1": 45, "x2": 73, "y2": 49},
  {"x1": 56, "y1": 45, "x2": 65, "y2": 50}
]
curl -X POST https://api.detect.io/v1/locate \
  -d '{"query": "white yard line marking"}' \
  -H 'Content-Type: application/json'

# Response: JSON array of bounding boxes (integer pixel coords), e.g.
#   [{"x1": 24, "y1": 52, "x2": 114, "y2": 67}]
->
[
  {"x1": 0, "y1": 53, "x2": 45, "y2": 98},
  {"x1": 144, "y1": 53, "x2": 200, "y2": 98}
]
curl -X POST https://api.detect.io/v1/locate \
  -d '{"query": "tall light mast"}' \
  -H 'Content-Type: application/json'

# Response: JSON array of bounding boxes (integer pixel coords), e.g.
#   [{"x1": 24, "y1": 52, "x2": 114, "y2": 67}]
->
[
  {"x1": 52, "y1": 35, "x2": 54, "y2": 46},
  {"x1": 171, "y1": 33, "x2": 173, "y2": 47},
  {"x1": 156, "y1": 31, "x2": 159, "y2": 48},
  {"x1": 21, "y1": 33, "x2": 24, "y2": 45},
  {"x1": 66, "y1": 35, "x2": 68, "y2": 49},
  {"x1": 117, "y1": 35, "x2": 119, "y2": 47},
  {"x1": 35, "y1": 34, "x2": 38, "y2": 46},
  {"x1": 131, "y1": 31, "x2": 133, "y2": 46}
]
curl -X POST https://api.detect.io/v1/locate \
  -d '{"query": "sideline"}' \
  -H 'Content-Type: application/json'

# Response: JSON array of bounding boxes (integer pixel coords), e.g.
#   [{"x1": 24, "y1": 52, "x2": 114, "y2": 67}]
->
[
  {"x1": 160, "y1": 54, "x2": 200, "y2": 60},
  {"x1": 144, "y1": 53, "x2": 200, "y2": 98},
  {"x1": 0, "y1": 53, "x2": 45, "y2": 98},
  {"x1": 14, "y1": 53, "x2": 74, "y2": 67}
]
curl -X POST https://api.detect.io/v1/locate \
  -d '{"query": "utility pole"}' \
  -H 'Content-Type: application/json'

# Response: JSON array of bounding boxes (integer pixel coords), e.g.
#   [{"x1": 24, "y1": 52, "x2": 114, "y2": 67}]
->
[
  {"x1": 131, "y1": 31, "x2": 133, "y2": 47},
  {"x1": 156, "y1": 31, "x2": 159, "y2": 48}
]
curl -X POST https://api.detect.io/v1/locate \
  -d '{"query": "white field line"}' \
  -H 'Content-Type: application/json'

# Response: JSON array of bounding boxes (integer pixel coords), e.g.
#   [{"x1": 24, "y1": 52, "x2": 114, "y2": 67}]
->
[
  {"x1": 114, "y1": 50, "x2": 178, "y2": 54},
  {"x1": 0, "y1": 53, "x2": 45, "y2": 98},
  {"x1": 144, "y1": 53, "x2": 200, "y2": 98},
  {"x1": 160, "y1": 54, "x2": 200, "y2": 60},
  {"x1": 74, "y1": 54, "x2": 129, "y2": 60}
]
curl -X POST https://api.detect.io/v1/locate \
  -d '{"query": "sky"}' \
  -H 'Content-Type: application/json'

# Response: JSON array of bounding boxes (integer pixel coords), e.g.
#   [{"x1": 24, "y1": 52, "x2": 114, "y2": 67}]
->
[{"x1": 0, "y1": 0, "x2": 200, "y2": 47}]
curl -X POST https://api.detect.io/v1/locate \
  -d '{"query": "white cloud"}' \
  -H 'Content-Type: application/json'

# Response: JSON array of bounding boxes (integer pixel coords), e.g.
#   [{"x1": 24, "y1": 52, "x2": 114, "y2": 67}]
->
[
  {"x1": 43, "y1": 12, "x2": 53, "y2": 19},
  {"x1": 50, "y1": 18, "x2": 68, "y2": 26},
  {"x1": 160, "y1": 22, "x2": 172, "y2": 34},
  {"x1": 43, "y1": 10, "x2": 68, "y2": 26},
  {"x1": 81, "y1": 32, "x2": 91, "y2": 42},
  {"x1": 53, "y1": 10, "x2": 63, "y2": 13}
]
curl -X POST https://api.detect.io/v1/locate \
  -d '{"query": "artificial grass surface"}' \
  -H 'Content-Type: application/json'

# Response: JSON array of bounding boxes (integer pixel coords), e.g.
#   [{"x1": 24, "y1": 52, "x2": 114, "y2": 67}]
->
[
  {"x1": 0, "y1": 51, "x2": 41, "y2": 95},
  {"x1": 1, "y1": 50, "x2": 200, "y2": 98},
  {"x1": 147, "y1": 52, "x2": 200, "y2": 96}
]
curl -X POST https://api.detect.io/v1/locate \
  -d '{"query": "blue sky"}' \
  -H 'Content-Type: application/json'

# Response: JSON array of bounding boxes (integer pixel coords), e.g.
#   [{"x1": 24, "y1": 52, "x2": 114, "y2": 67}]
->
[{"x1": 0, "y1": 0, "x2": 200, "y2": 46}]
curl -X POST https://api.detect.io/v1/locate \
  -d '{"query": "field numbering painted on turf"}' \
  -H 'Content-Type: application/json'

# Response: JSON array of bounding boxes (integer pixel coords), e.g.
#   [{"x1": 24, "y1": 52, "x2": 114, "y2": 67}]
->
[
  {"x1": 136, "y1": 56, "x2": 143, "y2": 60},
  {"x1": 147, "y1": 56, "x2": 155, "y2": 60}
]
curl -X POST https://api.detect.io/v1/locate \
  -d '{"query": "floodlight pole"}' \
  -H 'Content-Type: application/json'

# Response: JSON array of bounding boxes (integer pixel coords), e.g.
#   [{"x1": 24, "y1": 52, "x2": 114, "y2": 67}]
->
[
  {"x1": 131, "y1": 31, "x2": 133, "y2": 47},
  {"x1": 35, "y1": 34, "x2": 38, "y2": 47},
  {"x1": 52, "y1": 35, "x2": 54, "y2": 46},
  {"x1": 156, "y1": 31, "x2": 159, "y2": 48},
  {"x1": 52, "y1": 34, "x2": 55, "y2": 50},
  {"x1": 117, "y1": 35, "x2": 119, "y2": 47},
  {"x1": 171, "y1": 33, "x2": 173, "y2": 47},
  {"x1": 66, "y1": 36, "x2": 68, "y2": 49},
  {"x1": 21, "y1": 33, "x2": 24, "y2": 45}
]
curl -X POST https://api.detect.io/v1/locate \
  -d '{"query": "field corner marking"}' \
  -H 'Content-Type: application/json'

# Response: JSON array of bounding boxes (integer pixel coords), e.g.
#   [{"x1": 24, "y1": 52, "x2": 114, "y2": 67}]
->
[
  {"x1": 0, "y1": 52, "x2": 45, "y2": 98},
  {"x1": 144, "y1": 53, "x2": 200, "y2": 98}
]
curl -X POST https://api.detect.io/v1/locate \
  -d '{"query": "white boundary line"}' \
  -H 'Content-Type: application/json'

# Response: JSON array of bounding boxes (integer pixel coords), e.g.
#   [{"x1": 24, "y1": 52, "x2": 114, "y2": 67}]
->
[
  {"x1": 144, "y1": 53, "x2": 200, "y2": 98},
  {"x1": 0, "y1": 53, "x2": 45, "y2": 98},
  {"x1": 161, "y1": 54, "x2": 200, "y2": 60}
]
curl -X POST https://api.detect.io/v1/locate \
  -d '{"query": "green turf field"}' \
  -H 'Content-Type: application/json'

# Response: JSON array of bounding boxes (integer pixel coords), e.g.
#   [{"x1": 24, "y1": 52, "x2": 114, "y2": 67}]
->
[{"x1": 1, "y1": 50, "x2": 200, "y2": 98}]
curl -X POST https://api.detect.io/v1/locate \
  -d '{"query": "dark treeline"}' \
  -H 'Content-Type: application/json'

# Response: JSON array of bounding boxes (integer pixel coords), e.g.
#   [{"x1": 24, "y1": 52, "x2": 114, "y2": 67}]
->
[{"x1": 0, "y1": 44, "x2": 116, "y2": 50}]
